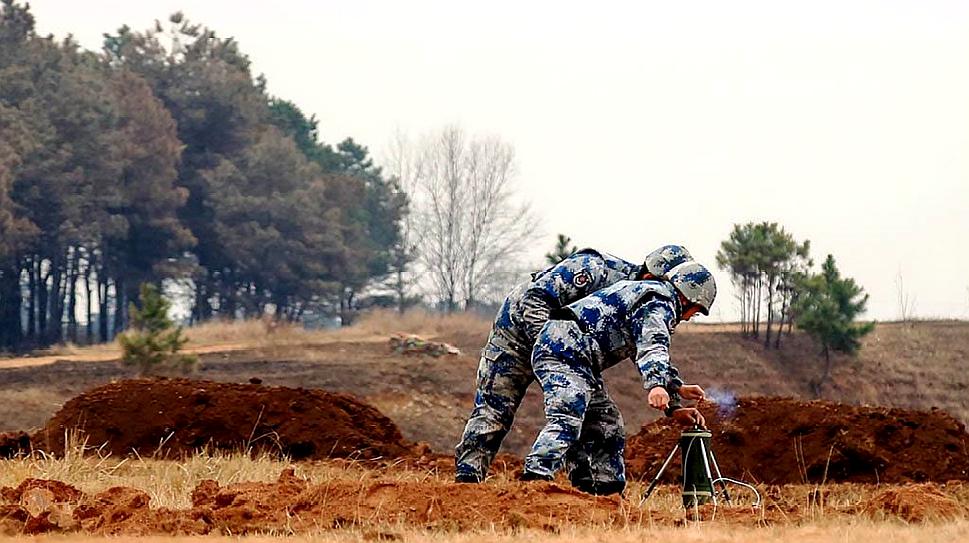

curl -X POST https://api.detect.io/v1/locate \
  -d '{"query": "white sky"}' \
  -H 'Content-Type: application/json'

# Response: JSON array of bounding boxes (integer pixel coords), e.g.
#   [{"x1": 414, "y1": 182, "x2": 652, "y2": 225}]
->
[{"x1": 29, "y1": 0, "x2": 969, "y2": 321}]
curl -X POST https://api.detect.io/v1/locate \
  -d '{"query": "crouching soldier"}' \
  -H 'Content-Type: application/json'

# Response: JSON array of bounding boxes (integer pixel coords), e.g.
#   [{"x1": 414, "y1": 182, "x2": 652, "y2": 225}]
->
[
  {"x1": 454, "y1": 245, "x2": 694, "y2": 483},
  {"x1": 521, "y1": 261, "x2": 716, "y2": 496}
]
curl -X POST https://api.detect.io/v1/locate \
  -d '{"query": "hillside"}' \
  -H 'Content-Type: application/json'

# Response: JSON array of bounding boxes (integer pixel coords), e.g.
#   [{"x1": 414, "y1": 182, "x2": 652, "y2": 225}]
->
[{"x1": 0, "y1": 314, "x2": 966, "y2": 456}]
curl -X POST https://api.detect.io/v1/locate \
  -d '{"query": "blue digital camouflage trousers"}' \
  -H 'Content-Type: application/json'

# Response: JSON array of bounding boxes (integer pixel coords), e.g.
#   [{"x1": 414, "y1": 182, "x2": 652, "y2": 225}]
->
[
  {"x1": 454, "y1": 325, "x2": 533, "y2": 481},
  {"x1": 524, "y1": 320, "x2": 626, "y2": 494}
]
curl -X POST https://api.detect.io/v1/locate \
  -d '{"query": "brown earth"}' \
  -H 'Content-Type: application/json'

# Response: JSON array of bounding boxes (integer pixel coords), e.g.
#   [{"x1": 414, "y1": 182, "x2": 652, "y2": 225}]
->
[
  {"x1": 627, "y1": 397, "x2": 969, "y2": 485},
  {"x1": 1, "y1": 470, "x2": 966, "y2": 536},
  {"x1": 860, "y1": 484, "x2": 965, "y2": 522},
  {"x1": 2, "y1": 321, "x2": 968, "y2": 460},
  {"x1": 5, "y1": 380, "x2": 969, "y2": 490},
  {"x1": 29, "y1": 378, "x2": 417, "y2": 461}
]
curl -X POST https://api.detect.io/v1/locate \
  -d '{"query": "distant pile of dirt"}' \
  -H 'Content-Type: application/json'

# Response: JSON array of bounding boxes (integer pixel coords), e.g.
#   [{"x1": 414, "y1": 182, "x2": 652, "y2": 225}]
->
[
  {"x1": 30, "y1": 379, "x2": 415, "y2": 461},
  {"x1": 627, "y1": 397, "x2": 969, "y2": 484}
]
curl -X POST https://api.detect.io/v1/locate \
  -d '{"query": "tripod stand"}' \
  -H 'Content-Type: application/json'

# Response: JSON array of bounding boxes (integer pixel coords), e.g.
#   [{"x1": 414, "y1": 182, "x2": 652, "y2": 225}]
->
[{"x1": 640, "y1": 425, "x2": 760, "y2": 508}]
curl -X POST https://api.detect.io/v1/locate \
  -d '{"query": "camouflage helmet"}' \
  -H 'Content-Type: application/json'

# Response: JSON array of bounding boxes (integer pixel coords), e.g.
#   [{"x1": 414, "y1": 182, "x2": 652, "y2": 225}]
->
[
  {"x1": 668, "y1": 261, "x2": 716, "y2": 316},
  {"x1": 642, "y1": 245, "x2": 694, "y2": 279}
]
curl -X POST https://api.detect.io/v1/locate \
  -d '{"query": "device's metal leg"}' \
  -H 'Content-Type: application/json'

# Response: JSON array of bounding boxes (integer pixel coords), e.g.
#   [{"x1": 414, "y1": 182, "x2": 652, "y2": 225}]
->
[
  {"x1": 707, "y1": 448, "x2": 731, "y2": 503},
  {"x1": 697, "y1": 439, "x2": 717, "y2": 506},
  {"x1": 641, "y1": 443, "x2": 679, "y2": 504}
]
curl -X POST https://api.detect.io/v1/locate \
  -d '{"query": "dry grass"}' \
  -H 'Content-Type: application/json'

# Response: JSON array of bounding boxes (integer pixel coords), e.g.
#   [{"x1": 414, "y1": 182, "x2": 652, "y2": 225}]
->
[
  {"x1": 0, "y1": 434, "x2": 287, "y2": 510},
  {"x1": 0, "y1": 434, "x2": 967, "y2": 541},
  {"x1": 348, "y1": 309, "x2": 490, "y2": 340},
  {"x1": 2, "y1": 523, "x2": 969, "y2": 542},
  {"x1": 2, "y1": 440, "x2": 967, "y2": 530},
  {"x1": 182, "y1": 318, "x2": 328, "y2": 347},
  {"x1": 0, "y1": 311, "x2": 491, "y2": 369}
]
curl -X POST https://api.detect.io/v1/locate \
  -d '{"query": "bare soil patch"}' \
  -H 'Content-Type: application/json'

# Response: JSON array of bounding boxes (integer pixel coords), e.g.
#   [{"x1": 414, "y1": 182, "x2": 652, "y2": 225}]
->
[{"x1": 1, "y1": 469, "x2": 967, "y2": 536}]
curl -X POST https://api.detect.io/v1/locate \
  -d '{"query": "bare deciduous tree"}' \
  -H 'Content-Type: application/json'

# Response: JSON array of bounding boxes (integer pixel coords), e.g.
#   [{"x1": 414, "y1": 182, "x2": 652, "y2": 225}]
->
[
  {"x1": 384, "y1": 130, "x2": 423, "y2": 313},
  {"x1": 895, "y1": 271, "x2": 917, "y2": 324},
  {"x1": 389, "y1": 126, "x2": 538, "y2": 311}
]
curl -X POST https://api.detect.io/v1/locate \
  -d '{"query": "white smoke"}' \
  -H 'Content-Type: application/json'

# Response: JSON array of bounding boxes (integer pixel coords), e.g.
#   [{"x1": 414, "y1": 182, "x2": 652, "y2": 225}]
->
[{"x1": 705, "y1": 387, "x2": 738, "y2": 419}]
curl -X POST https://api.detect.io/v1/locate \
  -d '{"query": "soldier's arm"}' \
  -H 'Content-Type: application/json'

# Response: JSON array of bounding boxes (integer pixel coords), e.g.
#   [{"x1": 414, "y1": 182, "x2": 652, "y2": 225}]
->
[
  {"x1": 519, "y1": 252, "x2": 608, "y2": 341},
  {"x1": 629, "y1": 297, "x2": 682, "y2": 395}
]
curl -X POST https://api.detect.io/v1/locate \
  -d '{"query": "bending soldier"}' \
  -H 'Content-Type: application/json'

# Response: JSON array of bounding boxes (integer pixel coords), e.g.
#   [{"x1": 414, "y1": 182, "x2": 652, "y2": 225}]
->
[
  {"x1": 454, "y1": 245, "x2": 694, "y2": 483},
  {"x1": 521, "y1": 261, "x2": 716, "y2": 495}
]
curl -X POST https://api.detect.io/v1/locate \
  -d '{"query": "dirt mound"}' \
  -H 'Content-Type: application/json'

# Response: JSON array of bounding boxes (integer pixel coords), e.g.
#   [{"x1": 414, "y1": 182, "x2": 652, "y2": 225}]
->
[
  {"x1": 627, "y1": 397, "x2": 969, "y2": 484},
  {"x1": 860, "y1": 484, "x2": 964, "y2": 522},
  {"x1": 31, "y1": 379, "x2": 414, "y2": 461},
  {"x1": 0, "y1": 432, "x2": 30, "y2": 458}
]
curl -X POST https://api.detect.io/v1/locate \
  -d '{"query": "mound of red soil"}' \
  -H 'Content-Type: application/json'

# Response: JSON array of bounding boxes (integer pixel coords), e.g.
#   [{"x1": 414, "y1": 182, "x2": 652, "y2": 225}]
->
[
  {"x1": 627, "y1": 397, "x2": 969, "y2": 484},
  {"x1": 860, "y1": 484, "x2": 964, "y2": 522},
  {"x1": 31, "y1": 379, "x2": 414, "y2": 461}
]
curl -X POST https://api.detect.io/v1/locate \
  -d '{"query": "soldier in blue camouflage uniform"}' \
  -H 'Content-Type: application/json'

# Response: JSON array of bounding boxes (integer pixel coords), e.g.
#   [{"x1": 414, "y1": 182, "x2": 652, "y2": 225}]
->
[
  {"x1": 454, "y1": 245, "x2": 694, "y2": 483},
  {"x1": 521, "y1": 261, "x2": 716, "y2": 495}
]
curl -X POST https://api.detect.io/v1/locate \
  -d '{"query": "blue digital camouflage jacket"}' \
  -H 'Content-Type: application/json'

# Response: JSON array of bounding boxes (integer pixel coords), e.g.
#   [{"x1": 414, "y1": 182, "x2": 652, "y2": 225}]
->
[
  {"x1": 556, "y1": 279, "x2": 683, "y2": 392},
  {"x1": 507, "y1": 249, "x2": 641, "y2": 342}
]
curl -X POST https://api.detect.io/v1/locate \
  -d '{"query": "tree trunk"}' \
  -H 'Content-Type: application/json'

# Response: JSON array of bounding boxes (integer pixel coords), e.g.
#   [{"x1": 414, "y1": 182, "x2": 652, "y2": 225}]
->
[
  {"x1": 113, "y1": 276, "x2": 127, "y2": 337},
  {"x1": 774, "y1": 289, "x2": 788, "y2": 349},
  {"x1": 0, "y1": 266, "x2": 23, "y2": 351},
  {"x1": 739, "y1": 276, "x2": 747, "y2": 336},
  {"x1": 764, "y1": 278, "x2": 774, "y2": 349},
  {"x1": 752, "y1": 276, "x2": 761, "y2": 338},
  {"x1": 98, "y1": 274, "x2": 109, "y2": 343},
  {"x1": 48, "y1": 253, "x2": 65, "y2": 344},
  {"x1": 83, "y1": 257, "x2": 93, "y2": 345},
  {"x1": 813, "y1": 346, "x2": 832, "y2": 398},
  {"x1": 193, "y1": 275, "x2": 213, "y2": 323},
  {"x1": 37, "y1": 258, "x2": 49, "y2": 344},
  {"x1": 340, "y1": 287, "x2": 356, "y2": 326},
  {"x1": 26, "y1": 258, "x2": 36, "y2": 342},
  {"x1": 67, "y1": 248, "x2": 78, "y2": 344}
]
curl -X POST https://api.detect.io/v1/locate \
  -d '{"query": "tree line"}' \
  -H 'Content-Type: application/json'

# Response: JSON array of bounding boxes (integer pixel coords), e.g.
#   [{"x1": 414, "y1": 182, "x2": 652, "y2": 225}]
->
[
  {"x1": 0, "y1": 3, "x2": 407, "y2": 351},
  {"x1": 717, "y1": 221, "x2": 874, "y2": 395},
  {"x1": 716, "y1": 222, "x2": 811, "y2": 349}
]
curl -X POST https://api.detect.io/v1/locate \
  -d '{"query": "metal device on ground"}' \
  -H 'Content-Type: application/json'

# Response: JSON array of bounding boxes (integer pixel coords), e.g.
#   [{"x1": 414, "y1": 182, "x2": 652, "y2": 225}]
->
[{"x1": 640, "y1": 425, "x2": 761, "y2": 508}]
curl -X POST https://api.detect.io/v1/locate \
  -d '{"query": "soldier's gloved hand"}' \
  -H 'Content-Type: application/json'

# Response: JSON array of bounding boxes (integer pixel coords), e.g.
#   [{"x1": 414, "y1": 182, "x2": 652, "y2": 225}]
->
[
  {"x1": 647, "y1": 386, "x2": 670, "y2": 410},
  {"x1": 679, "y1": 384, "x2": 705, "y2": 401},
  {"x1": 671, "y1": 407, "x2": 706, "y2": 427}
]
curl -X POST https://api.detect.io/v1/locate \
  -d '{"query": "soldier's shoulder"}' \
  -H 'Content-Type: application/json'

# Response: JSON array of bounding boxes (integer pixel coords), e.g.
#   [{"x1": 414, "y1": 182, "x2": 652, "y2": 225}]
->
[
  {"x1": 620, "y1": 280, "x2": 677, "y2": 304},
  {"x1": 573, "y1": 247, "x2": 603, "y2": 257},
  {"x1": 573, "y1": 248, "x2": 638, "y2": 272},
  {"x1": 555, "y1": 248, "x2": 610, "y2": 273}
]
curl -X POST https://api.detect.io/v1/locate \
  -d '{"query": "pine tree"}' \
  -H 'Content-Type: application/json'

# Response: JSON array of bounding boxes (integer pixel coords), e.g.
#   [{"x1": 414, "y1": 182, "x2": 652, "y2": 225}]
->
[
  {"x1": 545, "y1": 234, "x2": 577, "y2": 265},
  {"x1": 118, "y1": 283, "x2": 197, "y2": 375},
  {"x1": 793, "y1": 255, "x2": 874, "y2": 397}
]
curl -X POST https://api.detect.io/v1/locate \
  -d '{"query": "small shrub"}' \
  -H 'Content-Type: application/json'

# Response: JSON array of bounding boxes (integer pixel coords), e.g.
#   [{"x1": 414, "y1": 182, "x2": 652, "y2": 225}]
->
[{"x1": 118, "y1": 283, "x2": 197, "y2": 375}]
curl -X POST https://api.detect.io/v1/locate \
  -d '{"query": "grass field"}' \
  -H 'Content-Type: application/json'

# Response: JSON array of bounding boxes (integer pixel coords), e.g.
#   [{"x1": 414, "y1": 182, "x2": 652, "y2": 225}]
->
[
  {"x1": 2, "y1": 314, "x2": 968, "y2": 540},
  {"x1": 1, "y1": 444, "x2": 967, "y2": 539}
]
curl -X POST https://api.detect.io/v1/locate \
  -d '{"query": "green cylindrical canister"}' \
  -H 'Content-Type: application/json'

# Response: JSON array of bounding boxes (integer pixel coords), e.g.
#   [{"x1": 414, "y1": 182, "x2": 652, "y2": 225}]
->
[{"x1": 680, "y1": 426, "x2": 714, "y2": 507}]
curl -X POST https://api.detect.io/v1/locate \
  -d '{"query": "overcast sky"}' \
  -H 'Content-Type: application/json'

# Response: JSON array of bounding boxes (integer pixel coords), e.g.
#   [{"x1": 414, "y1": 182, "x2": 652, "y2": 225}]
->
[{"x1": 29, "y1": 0, "x2": 969, "y2": 321}]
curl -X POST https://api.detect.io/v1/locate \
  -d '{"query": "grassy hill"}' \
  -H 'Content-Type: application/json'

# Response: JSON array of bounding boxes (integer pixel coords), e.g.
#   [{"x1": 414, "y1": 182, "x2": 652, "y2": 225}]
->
[{"x1": 0, "y1": 313, "x2": 966, "y2": 456}]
